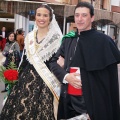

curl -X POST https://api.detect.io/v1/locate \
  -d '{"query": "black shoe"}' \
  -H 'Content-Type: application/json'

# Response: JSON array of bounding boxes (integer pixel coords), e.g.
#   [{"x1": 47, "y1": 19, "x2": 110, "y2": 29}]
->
[{"x1": 1, "y1": 89, "x2": 7, "y2": 93}]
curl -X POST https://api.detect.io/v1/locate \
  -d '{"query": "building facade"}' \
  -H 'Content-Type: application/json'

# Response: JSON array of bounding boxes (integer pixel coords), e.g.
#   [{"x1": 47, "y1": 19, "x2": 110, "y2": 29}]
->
[{"x1": 0, "y1": 0, "x2": 120, "y2": 39}]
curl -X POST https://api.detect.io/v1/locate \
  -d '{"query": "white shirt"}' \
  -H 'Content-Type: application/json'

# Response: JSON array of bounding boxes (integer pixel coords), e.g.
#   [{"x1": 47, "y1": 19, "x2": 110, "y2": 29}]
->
[
  {"x1": 63, "y1": 73, "x2": 69, "y2": 84},
  {"x1": 2, "y1": 32, "x2": 5, "y2": 38}
]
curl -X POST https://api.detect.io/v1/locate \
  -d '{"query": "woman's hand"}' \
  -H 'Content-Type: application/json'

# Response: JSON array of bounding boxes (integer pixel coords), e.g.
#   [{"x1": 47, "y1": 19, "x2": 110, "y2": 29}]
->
[
  {"x1": 2, "y1": 51, "x2": 8, "y2": 57},
  {"x1": 57, "y1": 56, "x2": 64, "y2": 68},
  {"x1": 9, "y1": 50, "x2": 13, "y2": 53},
  {"x1": 0, "y1": 35, "x2": 3, "y2": 37}
]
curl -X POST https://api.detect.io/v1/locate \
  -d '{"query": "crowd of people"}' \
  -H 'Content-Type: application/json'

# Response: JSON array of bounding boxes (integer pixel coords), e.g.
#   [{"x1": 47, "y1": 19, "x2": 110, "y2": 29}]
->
[{"x1": 0, "y1": 1, "x2": 120, "y2": 120}]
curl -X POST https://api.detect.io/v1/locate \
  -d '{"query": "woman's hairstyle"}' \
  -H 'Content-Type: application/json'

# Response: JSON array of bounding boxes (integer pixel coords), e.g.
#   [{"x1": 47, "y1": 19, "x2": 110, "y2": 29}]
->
[
  {"x1": 7, "y1": 32, "x2": 16, "y2": 43},
  {"x1": 74, "y1": 2, "x2": 94, "y2": 17},
  {"x1": 36, "y1": 4, "x2": 53, "y2": 22}
]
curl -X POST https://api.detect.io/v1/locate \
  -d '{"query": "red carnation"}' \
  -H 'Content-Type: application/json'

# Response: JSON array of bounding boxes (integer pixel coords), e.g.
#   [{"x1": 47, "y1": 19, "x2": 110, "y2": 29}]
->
[{"x1": 3, "y1": 69, "x2": 18, "y2": 82}]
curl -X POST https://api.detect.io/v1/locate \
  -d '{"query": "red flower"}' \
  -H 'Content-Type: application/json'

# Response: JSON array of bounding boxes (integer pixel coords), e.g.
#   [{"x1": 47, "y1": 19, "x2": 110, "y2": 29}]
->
[{"x1": 3, "y1": 69, "x2": 18, "y2": 82}]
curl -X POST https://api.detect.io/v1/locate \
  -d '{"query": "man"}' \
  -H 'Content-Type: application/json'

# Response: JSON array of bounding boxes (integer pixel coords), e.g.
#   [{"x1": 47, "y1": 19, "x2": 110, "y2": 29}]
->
[
  {"x1": 112, "y1": 35, "x2": 118, "y2": 45},
  {"x1": 16, "y1": 29, "x2": 24, "y2": 58},
  {"x1": 0, "y1": 27, "x2": 7, "y2": 51},
  {"x1": 50, "y1": 2, "x2": 120, "y2": 120}
]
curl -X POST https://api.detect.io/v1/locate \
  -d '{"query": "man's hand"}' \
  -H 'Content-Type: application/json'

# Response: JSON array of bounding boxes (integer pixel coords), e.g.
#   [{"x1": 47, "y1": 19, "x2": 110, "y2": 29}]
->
[{"x1": 66, "y1": 73, "x2": 82, "y2": 89}]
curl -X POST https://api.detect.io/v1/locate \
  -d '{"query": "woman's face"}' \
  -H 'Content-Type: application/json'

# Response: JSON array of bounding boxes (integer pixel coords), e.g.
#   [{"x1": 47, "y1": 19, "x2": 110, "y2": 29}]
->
[
  {"x1": 9, "y1": 33, "x2": 15, "y2": 41},
  {"x1": 35, "y1": 7, "x2": 50, "y2": 29}
]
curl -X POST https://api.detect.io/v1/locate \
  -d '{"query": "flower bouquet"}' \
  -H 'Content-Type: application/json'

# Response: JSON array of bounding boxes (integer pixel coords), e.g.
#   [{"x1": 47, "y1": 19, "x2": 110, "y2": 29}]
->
[{"x1": 0, "y1": 62, "x2": 18, "y2": 95}]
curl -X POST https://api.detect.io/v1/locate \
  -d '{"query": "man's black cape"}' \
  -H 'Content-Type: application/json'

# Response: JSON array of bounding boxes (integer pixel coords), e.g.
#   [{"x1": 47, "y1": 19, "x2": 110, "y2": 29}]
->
[{"x1": 71, "y1": 29, "x2": 120, "y2": 120}]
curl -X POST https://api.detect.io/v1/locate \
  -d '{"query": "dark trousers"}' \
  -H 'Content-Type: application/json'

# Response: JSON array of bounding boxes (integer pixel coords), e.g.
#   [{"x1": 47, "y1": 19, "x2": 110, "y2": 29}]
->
[{"x1": 58, "y1": 93, "x2": 87, "y2": 119}]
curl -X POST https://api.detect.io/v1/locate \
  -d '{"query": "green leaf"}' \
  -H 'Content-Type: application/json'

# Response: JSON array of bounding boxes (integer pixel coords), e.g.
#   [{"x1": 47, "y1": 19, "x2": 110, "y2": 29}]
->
[
  {"x1": 0, "y1": 65, "x2": 6, "y2": 72},
  {"x1": 0, "y1": 61, "x2": 18, "y2": 90},
  {"x1": 6, "y1": 62, "x2": 17, "y2": 70}
]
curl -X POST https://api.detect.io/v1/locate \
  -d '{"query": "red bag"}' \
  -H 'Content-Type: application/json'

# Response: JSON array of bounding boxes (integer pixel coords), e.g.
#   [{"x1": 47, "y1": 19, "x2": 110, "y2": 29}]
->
[{"x1": 68, "y1": 67, "x2": 82, "y2": 95}]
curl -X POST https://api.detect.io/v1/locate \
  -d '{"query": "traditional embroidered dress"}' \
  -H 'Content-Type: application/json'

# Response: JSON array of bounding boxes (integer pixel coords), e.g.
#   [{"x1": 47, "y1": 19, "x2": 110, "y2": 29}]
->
[{"x1": 0, "y1": 14, "x2": 62, "y2": 120}]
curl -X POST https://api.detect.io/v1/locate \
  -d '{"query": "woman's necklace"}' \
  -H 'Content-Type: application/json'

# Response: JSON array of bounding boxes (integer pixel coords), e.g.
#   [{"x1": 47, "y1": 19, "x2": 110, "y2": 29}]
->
[
  {"x1": 35, "y1": 30, "x2": 45, "y2": 50},
  {"x1": 36, "y1": 30, "x2": 45, "y2": 44}
]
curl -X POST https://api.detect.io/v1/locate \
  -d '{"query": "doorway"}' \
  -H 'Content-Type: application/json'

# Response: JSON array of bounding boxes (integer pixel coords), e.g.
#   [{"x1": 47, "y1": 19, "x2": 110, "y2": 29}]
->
[{"x1": 0, "y1": 13, "x2": 14, "y2": 33}]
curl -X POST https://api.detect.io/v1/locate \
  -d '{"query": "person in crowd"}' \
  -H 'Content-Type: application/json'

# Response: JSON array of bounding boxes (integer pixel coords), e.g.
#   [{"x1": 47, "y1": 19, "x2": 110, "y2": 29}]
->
[
  {"x1": 1, "y1": 32, "x2": 20, "y2": 93},
  {"x1": 2, "y1": 32, "x2": 20, "y2": 67},
  {"x1": 112, "y1": 35, "x2": 118, "y2": 45},
  {"x1": 0, "y1": 4, "x2": 62, "y2": 120},
  {"x1": 0, "y1": 27, "x2": 7, "y2": 51},
  {"x1": 117, "y1": 38, "x2": 120, "y2": 51},
  {"x1": 50, "y1": 2, "x2": 120, "y2": 120},
  {"x1": 15, "y1": 29, "x2": 19, "y2": 39},
  {"x1": 16, "y1": 29, "x2": 24, "y2": 58}
]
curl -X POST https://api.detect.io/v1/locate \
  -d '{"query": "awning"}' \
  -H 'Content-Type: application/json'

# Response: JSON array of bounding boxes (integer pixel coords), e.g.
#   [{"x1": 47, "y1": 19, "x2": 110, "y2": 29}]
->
[{"x1": 0, "y1": 1, "x2": 120, "y2": 26}]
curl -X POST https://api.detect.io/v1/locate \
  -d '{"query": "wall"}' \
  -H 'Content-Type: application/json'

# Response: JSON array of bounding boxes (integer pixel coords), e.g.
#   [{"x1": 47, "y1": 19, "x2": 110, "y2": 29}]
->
[
  {"x1": 42, "y1": 0, "x2": 78, "y2": 5},
  {"x1": 81, "y1": 0, "x2": 91, "y2": 3},
  {"x1": 111, "y1": 0, "x2": 120, "y2": 6},
  {"x1": 111, "y1": 6, "x2": 120, "y2": 13},
  {"x1": 93, "y1": 0, "x2": 101, "y2": 9},
  {"x1": 103, "y1": 0, "x2": 111, "y2": 10}
]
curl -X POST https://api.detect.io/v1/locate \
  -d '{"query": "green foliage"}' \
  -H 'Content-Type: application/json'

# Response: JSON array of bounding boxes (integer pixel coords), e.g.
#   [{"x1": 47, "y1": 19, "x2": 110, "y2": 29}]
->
[
  {"x1": 6, "y1": 61, "x2": 17, "y2": 70},
  {"x1": 0, "y1": 65, "x2": 6, "y2": 72},
  {"x1": 0, "y1": 62, "x2": 18, "y2": 83},
  {"x1": 0, "y1": 61, "x2": 18, "y2": 96},
  {"x1": 0, "y1": 65, "x2": 6, "y2": 83}
]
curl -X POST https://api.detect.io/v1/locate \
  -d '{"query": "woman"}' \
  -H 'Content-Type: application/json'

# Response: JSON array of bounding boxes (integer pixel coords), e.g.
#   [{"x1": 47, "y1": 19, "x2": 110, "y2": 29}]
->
[
  {"x1": 1, "y1": 32, "x2": 20, "y2": 93},
  {"x1": 0, "y1": 4, "x2": 62, "y2": 120},
  {"x1": 2, "y1": 32, "x2": 20, "y2": 67}
]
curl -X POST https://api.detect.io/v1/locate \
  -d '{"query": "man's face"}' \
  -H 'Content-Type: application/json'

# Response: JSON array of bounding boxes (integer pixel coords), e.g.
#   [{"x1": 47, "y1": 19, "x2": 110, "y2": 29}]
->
[
  {"x1": 2, "y1": 27, "x2": 6, "y2": 32},
  {"x1": 74, "y1": 7, "x2": 94, "y2": 33}
]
